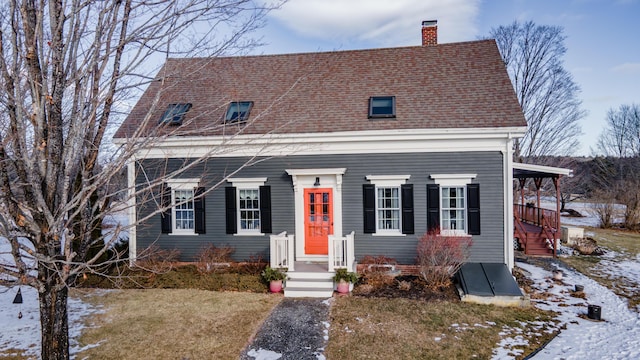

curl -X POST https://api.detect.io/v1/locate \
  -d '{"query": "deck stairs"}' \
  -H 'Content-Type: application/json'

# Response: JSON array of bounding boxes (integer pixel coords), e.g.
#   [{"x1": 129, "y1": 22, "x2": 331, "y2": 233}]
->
[
  {"x1": 284, "y1": 262, "x2": 335, "y2": 298},
  {"x1": 515, "y1": 221, "x2": 555, "y2": 256}
]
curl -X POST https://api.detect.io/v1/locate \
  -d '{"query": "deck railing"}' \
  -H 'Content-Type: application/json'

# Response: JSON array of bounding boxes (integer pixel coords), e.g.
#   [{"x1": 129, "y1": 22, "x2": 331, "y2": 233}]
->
[
  {"x1": 514, "y1": 204, "x2": 558, "y2": 230},
  {"x1": 269, "y1": 231, "x2": 295, "y2": 271},
  {"x1": 328, "y1": 231, "x2": 355, "y2": 272}
]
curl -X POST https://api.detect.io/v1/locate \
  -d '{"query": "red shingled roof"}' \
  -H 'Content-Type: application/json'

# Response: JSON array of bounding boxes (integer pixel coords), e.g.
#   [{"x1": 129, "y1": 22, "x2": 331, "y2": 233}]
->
[{"x1": 114, "y1": 40, "x2": 526, "y2": 139}]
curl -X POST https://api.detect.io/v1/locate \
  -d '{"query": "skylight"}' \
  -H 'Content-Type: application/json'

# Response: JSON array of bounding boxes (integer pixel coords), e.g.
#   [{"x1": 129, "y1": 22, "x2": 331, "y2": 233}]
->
[
  {"x1": 369, "y1": 96, "x2": 396, "y2": 118},
  {"x1": 225, "y1": 101, "x2": 253, "y2": 123},
  {"x1": 158, "y1": 103, "x2": 192, "y2": 125}
]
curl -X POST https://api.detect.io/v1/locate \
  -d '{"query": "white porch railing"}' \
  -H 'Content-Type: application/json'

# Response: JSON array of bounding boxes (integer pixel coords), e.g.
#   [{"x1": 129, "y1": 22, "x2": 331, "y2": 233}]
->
[
  {"x1": 328, "y1": 231, "x2": 355, "y2": 272},
  {"x1": 270, "y1": 231, "x2": 295, "y2": 271}
]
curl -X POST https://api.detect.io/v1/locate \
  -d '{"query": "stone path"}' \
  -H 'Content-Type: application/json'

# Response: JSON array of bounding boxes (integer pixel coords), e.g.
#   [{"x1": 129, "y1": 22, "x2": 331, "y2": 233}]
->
[{"x1": 240, "y1": 298, "x2": 332, "y2": 360}]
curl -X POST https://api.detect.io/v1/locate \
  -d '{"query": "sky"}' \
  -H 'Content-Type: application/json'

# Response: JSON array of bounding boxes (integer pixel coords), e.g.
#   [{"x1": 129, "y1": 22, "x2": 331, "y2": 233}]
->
[{"x1": 252, "y1": 0, "x2": 640, "y2": 156}]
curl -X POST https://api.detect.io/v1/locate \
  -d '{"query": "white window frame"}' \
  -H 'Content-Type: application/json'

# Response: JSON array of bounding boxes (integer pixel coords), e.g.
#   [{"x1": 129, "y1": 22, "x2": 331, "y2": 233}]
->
[
  {"x1": 228, "y1": 177, "x2": 267, "y2": 235},
  {"x1": 366, "y1": 175, "x2": 410, "y2": 236},
  {"x1": 430, "y1": 174, "x2": 476, "y2": 236},
  {"x1": 166, "y1": 178, "x2": 200, "y2": 235}
]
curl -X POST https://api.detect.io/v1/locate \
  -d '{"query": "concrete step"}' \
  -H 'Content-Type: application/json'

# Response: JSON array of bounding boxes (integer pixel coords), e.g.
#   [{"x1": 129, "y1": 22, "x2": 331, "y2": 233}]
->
[
  {"x1": 286, "y1": 278, "x2": 334, "y2": 289},
  {"x1": 284, "y1": 287, "x2": 334, "y2": 298},
  {"x1": 287, "y1": 271, "x2": 334, "y2": 280},
  {"x1": 284, "y1": 270, "x2": 336, "y2": 297}
]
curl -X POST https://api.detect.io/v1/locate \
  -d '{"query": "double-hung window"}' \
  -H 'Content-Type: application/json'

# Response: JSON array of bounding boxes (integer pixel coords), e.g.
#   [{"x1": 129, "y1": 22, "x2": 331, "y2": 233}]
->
[
  {"x1": 173, "y1": 189, "x2": 195, "y2": 231},
  {"x1": 160, "y1": 178, "x2": 205, "y2": 235},
  {"x1": 441, "y1": 186, "x2": 466, "y2": 233},
  {"x1": 428, "y1": 174, "x2": 480, "y2": 236},
  {"x1": 238, "y1": 188, "x2": 260, "y2": 231},
  {"x1": 226, "y1": 178, "x2": 271, "y2": 235},
  {"x1": 377, "y1": 187, "x2": 400, "y2": 231},
  {"x1": 363, "y1": 175, "x2": 413, "y2": 235}
]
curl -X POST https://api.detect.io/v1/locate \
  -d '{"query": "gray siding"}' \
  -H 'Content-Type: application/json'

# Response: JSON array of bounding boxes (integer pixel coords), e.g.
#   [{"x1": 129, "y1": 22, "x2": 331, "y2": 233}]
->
[{"x1": 135, "y1": 151, "x2": 505, "y2": 264}]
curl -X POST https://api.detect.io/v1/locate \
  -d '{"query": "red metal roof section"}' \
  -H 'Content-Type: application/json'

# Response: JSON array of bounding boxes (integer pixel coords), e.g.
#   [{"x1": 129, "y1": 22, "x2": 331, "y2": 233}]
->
[{"x1": 114, "y1": 40, "x2": 526, "y2": 139}]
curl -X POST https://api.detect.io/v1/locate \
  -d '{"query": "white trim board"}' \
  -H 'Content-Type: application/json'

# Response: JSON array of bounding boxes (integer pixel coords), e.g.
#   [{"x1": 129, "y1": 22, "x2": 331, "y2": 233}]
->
[{"x1": 118, "y1": 127, "x2": 527, "y2": 159}]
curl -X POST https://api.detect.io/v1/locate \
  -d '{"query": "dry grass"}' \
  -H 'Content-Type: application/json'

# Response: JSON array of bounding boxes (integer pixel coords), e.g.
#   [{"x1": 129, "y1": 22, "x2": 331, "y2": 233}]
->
[
  {"x1": 326, "y1": 297, "x2": 557, "y2": 359},
  {"x1": 585, "y1": 227, "x2": 640, "y2": 255},
  {"x1": 75, "y1": 289, "x2": 281, "y2": 360}
]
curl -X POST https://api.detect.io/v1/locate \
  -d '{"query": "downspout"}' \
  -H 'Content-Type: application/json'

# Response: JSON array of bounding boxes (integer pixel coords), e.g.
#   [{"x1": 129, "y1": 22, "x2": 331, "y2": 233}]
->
[
  {"x1": 554, "y1": 176, "x2": 562, "y2": 258},
  {"x1": 127, "y1": 158, "x2": 137, "y2": 265},
  {"x1": 504, "y1": 135, "x2": 515, "y2": 270}
]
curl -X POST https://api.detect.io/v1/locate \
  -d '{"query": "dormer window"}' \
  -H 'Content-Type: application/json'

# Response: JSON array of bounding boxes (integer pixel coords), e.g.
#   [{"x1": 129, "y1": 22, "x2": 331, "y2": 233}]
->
[
  {"x1": 225, "y1": 101, "x2": 253, "y2": 123},
  {"x1": 369, "y1": 96, "x2": 396, "y2": 118},
  {"x1": 159, "y1": 103, "x2": 192, "y2": 125}
]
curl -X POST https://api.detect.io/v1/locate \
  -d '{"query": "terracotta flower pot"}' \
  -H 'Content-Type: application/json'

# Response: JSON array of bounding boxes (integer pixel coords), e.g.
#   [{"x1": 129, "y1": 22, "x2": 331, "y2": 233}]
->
[
  {"x1": 336, "y1": 280, "x2": 350, "y2": 294},
  {"x1": 269, "y1": 280, "x2": 283, "y2": 293}
]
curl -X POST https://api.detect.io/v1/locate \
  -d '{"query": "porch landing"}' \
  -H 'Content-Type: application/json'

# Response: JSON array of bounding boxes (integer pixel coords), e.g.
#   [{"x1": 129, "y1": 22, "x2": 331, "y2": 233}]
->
[{"x1": 284, "y1": 262, "x2": 336, "y2": 298}]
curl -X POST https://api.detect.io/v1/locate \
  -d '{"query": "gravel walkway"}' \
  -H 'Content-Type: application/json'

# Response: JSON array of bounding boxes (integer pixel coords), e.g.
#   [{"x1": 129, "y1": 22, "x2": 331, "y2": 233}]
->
[{"x1": 241, "y1": 298, "x2": 332, "y2": 360}]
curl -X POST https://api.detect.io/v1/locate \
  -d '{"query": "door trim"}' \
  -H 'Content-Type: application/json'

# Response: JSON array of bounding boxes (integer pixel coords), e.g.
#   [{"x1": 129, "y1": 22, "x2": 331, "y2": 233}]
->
[{"x1": 286, "y1": 168, "x2": 346, "y2": 261}]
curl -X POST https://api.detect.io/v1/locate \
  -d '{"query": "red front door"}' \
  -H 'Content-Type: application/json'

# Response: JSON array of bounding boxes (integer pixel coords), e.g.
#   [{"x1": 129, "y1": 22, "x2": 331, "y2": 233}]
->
[{"x1": 304, "y1": 188, "x2": 333, "y2": 255}]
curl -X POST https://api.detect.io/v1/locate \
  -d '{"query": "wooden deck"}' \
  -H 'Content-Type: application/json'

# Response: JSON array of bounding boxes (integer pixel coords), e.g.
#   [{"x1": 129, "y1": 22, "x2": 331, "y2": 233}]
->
[{"x1": 514, "y1": 205, "x2": 558, "y2": 256}]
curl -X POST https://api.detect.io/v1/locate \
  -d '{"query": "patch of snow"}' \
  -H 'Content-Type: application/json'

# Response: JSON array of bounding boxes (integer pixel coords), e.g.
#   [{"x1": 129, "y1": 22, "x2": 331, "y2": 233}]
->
[
  {"x1": 322, "y1": 320, "x2": 330, "y2": 341},
  {"x1": 246, "y1": 348, "x2": 283, "y2": 360},
  {"x1": 0, "y1": 285, "x2": 104, "y2": 358},
  {"x1": 515, "y1": 262, "x2": 640, "y2": 359},
  {"x1": 321, "y1": 298, "x2": 333, "y2": 306}
]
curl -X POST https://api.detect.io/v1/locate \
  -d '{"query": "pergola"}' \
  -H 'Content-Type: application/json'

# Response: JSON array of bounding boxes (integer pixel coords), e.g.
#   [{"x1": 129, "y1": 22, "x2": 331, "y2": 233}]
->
[{"x1": 513, "y1": 163, "x2": 573, "y2": 256}]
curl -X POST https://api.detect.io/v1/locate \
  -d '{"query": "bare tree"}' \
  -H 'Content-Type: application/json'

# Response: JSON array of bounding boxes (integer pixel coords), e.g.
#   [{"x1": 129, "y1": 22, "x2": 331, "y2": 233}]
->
[
  {"x1": 597, "y1": 104, "x2": 640, "y2": 157},
  {"x1": 490, "y1": 21, "x2": 586, "y2": 158},
  {"x1": 0, "y1": 1, "x2": 283, "y2": 359}
]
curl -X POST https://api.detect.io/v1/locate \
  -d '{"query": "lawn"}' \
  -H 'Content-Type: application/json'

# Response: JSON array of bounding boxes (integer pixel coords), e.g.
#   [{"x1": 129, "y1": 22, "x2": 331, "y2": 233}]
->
[
  {"x1": 326, "y1": 297, "x2": 557, "y2": 359},
  {"x1": 75, "y1": 289, "x2": 281, "y2": 360}
]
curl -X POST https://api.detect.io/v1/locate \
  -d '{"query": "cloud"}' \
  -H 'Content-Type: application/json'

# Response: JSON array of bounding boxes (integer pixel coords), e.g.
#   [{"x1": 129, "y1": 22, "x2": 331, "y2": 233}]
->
[
  {"x1": 611, "y1": 62, "x2": 640, "y2": 74},
  {"x1": 268, "y1": 0, "x2": 480, "y2": 47}
]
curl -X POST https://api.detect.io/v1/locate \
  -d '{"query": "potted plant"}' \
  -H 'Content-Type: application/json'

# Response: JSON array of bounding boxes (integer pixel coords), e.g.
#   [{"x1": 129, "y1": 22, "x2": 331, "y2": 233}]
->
[
  {"x1": 333, "y1": 268, "x2": 359, "y2": 294},
  {"x1": 261, "y1": 266, "x2": 287, "y2": 293}
]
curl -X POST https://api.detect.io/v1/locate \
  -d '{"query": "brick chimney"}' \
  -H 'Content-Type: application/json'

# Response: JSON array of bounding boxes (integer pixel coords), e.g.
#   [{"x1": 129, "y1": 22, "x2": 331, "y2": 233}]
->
[{"x1": 422, "y1": 20, "x2": 437, "y2": 46}]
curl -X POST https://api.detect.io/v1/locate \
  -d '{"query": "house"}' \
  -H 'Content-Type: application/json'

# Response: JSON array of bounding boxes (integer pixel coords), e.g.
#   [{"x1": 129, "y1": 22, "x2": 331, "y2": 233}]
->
[{"x1": 114, "y1": 21, "x2": 531, "y2": 298}]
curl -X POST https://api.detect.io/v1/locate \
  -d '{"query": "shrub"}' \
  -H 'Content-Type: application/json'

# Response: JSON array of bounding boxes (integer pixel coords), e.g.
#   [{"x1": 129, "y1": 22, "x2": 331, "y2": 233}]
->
[
  {"x1": 195, "y1": 244, "x2": 235, "y2": 274},
  {"x1": 360, "y1": 271, "x2": 395, "y2": 289},
  {"x1": 136, "y1": 245, "x2": 181, "y2": 273},
  {"x1": 416, "y1": 230, "x2": 472, "y2": 290},
  {"x1": 590, "y1": 189, "x2": 617, "y2": 229},
  {"x1": 359, "y1": 255, "x2": 397, "y2": 274}
]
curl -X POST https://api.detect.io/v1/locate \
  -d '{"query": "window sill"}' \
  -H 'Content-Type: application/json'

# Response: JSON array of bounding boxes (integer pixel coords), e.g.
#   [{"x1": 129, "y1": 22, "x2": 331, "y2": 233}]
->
[
  {"x1": 438, "y1": 233, "x2": 472, "y2": 238},
  {"x1": 372, "y1": 232, "x2": 406, "y2": 237},
  {"x1": 168, "y1": 232, "x2": 198, "y2": 236},
  {"x1": 234, "y1": 232, "x2": 265, "y2": 237}
]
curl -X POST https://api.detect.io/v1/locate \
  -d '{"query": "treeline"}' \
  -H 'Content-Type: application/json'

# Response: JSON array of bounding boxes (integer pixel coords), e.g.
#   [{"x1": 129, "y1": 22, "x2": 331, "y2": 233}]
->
[{"x1": 529, "y1": 156, "x2": 640, "y2": 229}]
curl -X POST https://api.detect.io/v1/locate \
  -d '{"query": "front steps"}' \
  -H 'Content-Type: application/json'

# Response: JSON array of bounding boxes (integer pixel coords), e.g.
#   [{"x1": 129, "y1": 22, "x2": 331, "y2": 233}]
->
[{"x1": 283, "y1": 262, "x2": 335, "y2": 298}]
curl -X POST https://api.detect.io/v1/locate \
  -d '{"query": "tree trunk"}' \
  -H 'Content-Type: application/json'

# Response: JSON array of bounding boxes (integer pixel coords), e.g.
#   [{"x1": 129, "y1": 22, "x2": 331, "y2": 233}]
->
[{"x1": 39, "y1": 271, "x2": 70, "y2": 360}]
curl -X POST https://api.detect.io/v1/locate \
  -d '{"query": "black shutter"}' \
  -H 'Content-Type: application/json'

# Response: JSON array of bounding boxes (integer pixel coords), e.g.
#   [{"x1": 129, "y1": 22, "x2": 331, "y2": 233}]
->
[
  {"x1": 467, "y1": 183, "x2": 481, "y2": 235},
  {"x1": 259, "y1": 185, "x2": 272, "y2": 233},
  {"x1": 427, "y1": 184, "x2": 440, "y2": 233},
  {"x1": 194, "y1": 187, "x2": 206, "y2": 234},
  {"x1": 160, "y1": 184, "x2": 172, "y2": 234},
  {"x1": 225, "y1": 187, "x2": 237, "y2": 234},
  {"x1": 401, "y1": 184, "x2": 414, "y2": 234},
  {"x1": 363, "y1": 184, "x2": 376, "y2": 233}
]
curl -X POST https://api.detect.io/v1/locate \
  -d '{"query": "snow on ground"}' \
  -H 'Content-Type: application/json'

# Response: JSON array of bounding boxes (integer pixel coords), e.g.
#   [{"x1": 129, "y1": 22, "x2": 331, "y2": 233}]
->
[
  {"x1": 538, "y1": 199, "x2": 626, "y2": 228},
  {"x1": 1, "y1": 237, "x2": 105, "y2": 357},
  {"x1": 593, "y1": 251, "x2": 640, "y2": 310},
  {"x1": 515, "y1": 262, "x2": 640, "y2": 359},
  {"x1": 0, "y1": 285, "x2": 105, "y2": 358}
]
